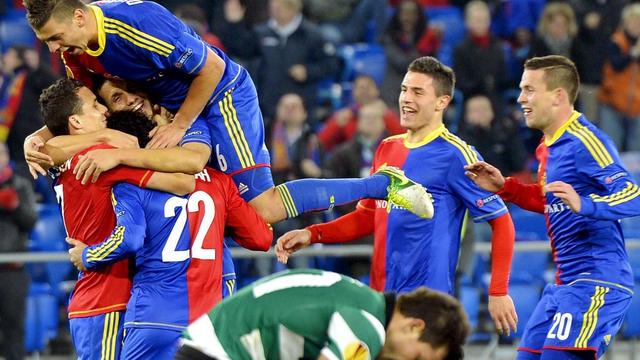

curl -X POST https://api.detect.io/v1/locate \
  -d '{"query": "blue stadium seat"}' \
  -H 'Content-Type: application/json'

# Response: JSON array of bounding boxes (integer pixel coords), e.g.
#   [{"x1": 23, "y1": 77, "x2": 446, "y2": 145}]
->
[
  {"x1": 426, "y1": 6, "x2": 465, "y2": 67},
  {"x1": 338, "y1": 43, "x2": 386, "y2": 86},
  {"x1": 627, "y1": 246, "x2": 640, "y2": 281},
  {"x1": 509, "y1": 205, "x2": 548, "y2": 241},
  {"x1": 510, "y1": 251, "x2": 550, "y2": 286},
  {"x1": 622, "y1": 282, "x2": 640, "y2": 338},
  {"x1": 505, "y1": 284, "x2": 542, "y2": 339},
  {"x1": 622, "y1": 217, "x2": 640, "y2": 240},
  {"x1": 0, "y1": 9, "x2": 36, "y2": 52},
  {"x1": 460, "y1": 286, "x2": 480, "y2": 330},
  {"x1": 25, "y1": 282, "x2": 55, "y2": 353}
]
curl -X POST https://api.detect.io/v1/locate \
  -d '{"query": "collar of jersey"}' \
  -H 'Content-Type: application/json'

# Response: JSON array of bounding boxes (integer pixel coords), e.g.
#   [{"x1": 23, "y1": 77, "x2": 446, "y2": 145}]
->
[
  {"x1": 544, "y1": 110, "x2": 581, "y2": 146},
  {"x1": 86, "y1": 5, "x2": 106, "y2": 57},
  {"x1": 403, "y1": 124, "x2": 446, "y2": 149}
]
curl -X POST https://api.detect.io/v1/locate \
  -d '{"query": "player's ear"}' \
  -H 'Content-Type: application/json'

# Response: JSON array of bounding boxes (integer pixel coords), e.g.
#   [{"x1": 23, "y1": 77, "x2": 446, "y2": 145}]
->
[
  {"x1": 406, "y1": 317, "x2": 426, "y2": 338},
  {"x1": 68, "y1": 114, "x2": 83, "y2": 131},
  {"x1": 435, "y1": 95, "x2": 451, "y2": 112},
  {"x1": 73, "y1": 8, "x2": 87, "y2": 28}
]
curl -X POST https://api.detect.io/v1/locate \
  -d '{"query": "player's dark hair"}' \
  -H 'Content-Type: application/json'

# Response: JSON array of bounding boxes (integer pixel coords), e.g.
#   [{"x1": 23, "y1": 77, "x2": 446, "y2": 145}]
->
[
  {"x1": 39, "y1": 78, "x2": 84, "y2": 136},
  {"x1": 524, "y1": 55, "x2": 580, "y2": 104},
  {"x1": 24, "y1": 0, "x2": 87, "y2": 30},
  {"x1": 407, "y1": 56, "x2": 455, "y2": 97},
  {"x1": 397, "y1": 287, "x2": 470, "y2": 360},
  {"x1": 107, "y1": 111, "x2": 155, "y2": 148}
]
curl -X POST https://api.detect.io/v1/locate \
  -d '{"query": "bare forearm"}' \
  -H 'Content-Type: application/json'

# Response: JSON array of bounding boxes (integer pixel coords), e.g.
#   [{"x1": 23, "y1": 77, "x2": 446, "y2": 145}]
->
[
  {"x1": 173, "y1": 49, "x2": 225, "y2": 129},
  {"x1": 115, "y1": 147, "x2": 208, "y2": 174},
  {"x1": 45, "y1": 132, "x2": 110, "y2": 165},
  {"x1": 146, "y1": 173, "x2": 195, "y2": 196}
]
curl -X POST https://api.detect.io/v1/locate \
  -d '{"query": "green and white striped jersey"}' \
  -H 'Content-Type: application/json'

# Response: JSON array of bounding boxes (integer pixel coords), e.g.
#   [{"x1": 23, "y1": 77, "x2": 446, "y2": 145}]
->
[{"x1": 182, "y1": 269, "x2": 388, "y2": 360}]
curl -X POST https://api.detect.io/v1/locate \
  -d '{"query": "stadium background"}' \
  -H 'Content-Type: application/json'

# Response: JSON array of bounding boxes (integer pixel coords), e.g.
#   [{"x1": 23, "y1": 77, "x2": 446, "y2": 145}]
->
[{"x1": 0, "y1": 0, "x2": 639, "y2": 358}]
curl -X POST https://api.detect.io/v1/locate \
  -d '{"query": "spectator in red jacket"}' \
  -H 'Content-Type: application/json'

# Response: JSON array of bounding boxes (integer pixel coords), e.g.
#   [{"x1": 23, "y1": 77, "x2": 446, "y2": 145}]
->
[{"x1": 318, "y1": 75, "x2": 404, "y2": 152}]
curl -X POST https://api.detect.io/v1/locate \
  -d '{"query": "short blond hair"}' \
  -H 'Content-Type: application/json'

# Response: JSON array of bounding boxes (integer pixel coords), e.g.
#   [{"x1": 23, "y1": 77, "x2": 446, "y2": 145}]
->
[{"x1": 537, "y1": 2, "x2": 578, "y2": 37}]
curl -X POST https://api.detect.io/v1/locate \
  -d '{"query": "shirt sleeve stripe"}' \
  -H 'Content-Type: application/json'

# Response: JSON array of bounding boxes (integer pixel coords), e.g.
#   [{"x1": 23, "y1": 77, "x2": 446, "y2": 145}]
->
[
  {"x1": 86, "y1": 226, "x2": 126, "y2": 261},
  {"x1": 441, "y1": 132, "x2": 478, "y2": 165},
  {"x1": 568, "y1": 123, "x2": 613, "y2": 168},
  {"x1": 104, "y1": 17, "x2": 175, "y2": 51},
  {"x1": 590, "y1": 181, "x2": 640, "y2": 206},
  {"x1": 104, "y1": 26, "x2": 171, "y2": 57}
]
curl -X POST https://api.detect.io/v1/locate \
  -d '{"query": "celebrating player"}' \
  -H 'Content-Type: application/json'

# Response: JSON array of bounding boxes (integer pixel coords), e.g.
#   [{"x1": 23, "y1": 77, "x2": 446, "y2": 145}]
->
[
  {"x1": 276, "y1": 56, "x2": 518, "y2": 336},
  {"x1": 174, "y1": 269, "x2": 470, "y2": 360},
  {"x1": 22, "y1": 0, "x2": 433, "y2": 223},
  {"x1": 66, "y1": 110, "x2": 272, "y2": 359},
  {"x1": 465, "y1": 55, "x2": 637, "y2": 360},
  {"x1": 39, "y1": 78, "x2": 198, "y2": 359}
]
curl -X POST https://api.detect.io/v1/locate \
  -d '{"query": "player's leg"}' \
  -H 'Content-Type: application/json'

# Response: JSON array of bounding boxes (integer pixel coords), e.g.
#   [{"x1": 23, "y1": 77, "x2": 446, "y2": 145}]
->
[
  {"x1": 539, "y1": 349, "x2": 594, "y2": 360},
  {"x1": 516, "y1": 285, "x2": 559, "y2": 360},
  {"x1": 122, "y1": 327, "x2": 182, "y2": 360},
  {"x1": 540, "y1": 282, "x2": 632, "y2": 359},
  {"x1": 208, "y1": 72, "x2": 432, "y2": 223},
  {"x1": 69, "y1": 311, "x2": 124, "y2": 360}
]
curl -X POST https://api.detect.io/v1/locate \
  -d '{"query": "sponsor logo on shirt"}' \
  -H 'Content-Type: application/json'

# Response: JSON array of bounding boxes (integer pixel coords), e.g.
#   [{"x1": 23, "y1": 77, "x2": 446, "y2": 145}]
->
[
  {"x1": 604, "y1": 171, "x2": 627, "y2": 184},
  {"x1": 475, "y1": 194, "x2": 500, "y2": 208},
  {"x1": 238, "y1": 183, "x2": 249, "y2": 195},
  {"x1": 544, "y1": 202, "x2": 569, "y2": 214}
]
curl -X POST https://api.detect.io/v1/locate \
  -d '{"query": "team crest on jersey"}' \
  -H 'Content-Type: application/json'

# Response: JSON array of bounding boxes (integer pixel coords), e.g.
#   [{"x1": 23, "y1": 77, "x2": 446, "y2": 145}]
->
[
  {"x1": 604, "y1": 171, "x2": 627, "y2": 184},
  {"x1": 475, "y1": 194, "x2": 499, "y2": 208},
  {"x1": 343, "y1": 341, "x2": 370, "y2": 360}
]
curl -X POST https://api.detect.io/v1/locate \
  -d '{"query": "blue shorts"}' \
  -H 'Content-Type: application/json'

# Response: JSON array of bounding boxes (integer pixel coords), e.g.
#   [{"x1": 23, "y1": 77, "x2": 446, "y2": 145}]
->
[
  {"x1": 221, "y1": 241, "x2": 236, "y2": 298},
  {"x1": 122, "y1": 327, "x2": 182, "y2": 360},
  {"x1": 69, "y1": 311, "x2": 124, "y2": 360},
  {"x1": 181, "y1": 68, "x2": 273, "y2": 201},
  {"x1": 518, "y1": 280, "x2": 632, "y2": 358}
]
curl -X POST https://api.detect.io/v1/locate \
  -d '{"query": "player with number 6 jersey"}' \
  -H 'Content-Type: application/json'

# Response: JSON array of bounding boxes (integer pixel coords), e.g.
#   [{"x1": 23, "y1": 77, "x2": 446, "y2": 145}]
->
[{"x1": 71, "y1": 166, "x2": 272, "y2": 360}]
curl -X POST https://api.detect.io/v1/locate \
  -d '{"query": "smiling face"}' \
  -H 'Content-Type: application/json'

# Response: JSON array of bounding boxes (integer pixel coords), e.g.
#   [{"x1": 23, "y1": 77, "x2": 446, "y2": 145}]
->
[
  {"x1": 399, "y1": 71, "x2": 449, "y2": 133},
  {"x1": 518, "y1": 69, "x2": 557, "y2": 131},
  {"x1": 98, "y1": 80, "x2": 154, "y2": 117},
  {"x1": 35, "y1": 9, "x2": 91, "y2": 55}
]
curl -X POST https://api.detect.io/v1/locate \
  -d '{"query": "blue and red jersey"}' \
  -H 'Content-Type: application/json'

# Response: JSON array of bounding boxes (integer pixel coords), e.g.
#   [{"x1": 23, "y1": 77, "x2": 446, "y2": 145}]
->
[
  {"x1": 80, "y1": 168, "x2": 272, "y2": 329},
  {"x1": 62, "y1": 0, "x2": 241, "y2": 113},
  {"x1": 309, "y1": 125, "x2": 508, "y2": 294},
  {"x1": 54, "y1": 144, "x2": 154, "y2": 318},
  {"x1": 499, "y1": 111, "x2": 636, "y2": 292}
]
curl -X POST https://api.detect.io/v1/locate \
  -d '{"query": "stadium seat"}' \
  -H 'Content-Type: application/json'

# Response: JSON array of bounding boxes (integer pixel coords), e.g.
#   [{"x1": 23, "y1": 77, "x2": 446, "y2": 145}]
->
[
  {"x1": 510, "y1": 251, "x2": 550, "y2": 286},
  {"x1": 509, "y1": 205, "x2": 548, "y2": 241},
  {"x1": 0, "y1": 9, "x2": 37, "y2": 52},
  {"x1": 460, "y1": 286, "x2": 480, "y2": 330},
  {"x1": 505, "y1": 284, "x2": 541, "y2": 339},
  {"x1": 25, "y1": 282, "x2": 56, "y2": 353},
  {"x1": 445, "y1": 88, "x2": 463, "y2": 133},
  {"x1": 622, "y1": 282, "x2": 640, "y2": 360},
  {"x1": 627, "y1": 246, "x2": 640, "y2": 281},
  {"x1": 622, "y1": 217, "x2": 640, "y2": 241},
  {"x1": 338, "y1": 43, "x2": 386, "y2": 86},
  {"x1": 426, "y1": 6, "x2": 465, "y2": 67}
]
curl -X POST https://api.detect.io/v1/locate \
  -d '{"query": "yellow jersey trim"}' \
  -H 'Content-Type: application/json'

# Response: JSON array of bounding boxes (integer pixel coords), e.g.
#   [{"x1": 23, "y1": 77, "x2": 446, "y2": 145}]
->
[
  {"x1": 68, "y1": 303, "x2": 127, "y2": 317},
  {"x1": 545, "y1": 111, "x2": 581, "y2": 146},
  {"x1": 440, "y1": 130, "x2": 479, "y2": 165},
  {"x1": 567, "y1": 122, "x2": 614, "y2": 168},
  {"x1": 86, "y1": 226, "x2": 126, "y2": 261},
  {"x1": 87, "y1": 6, "x2": 107, "y2": 57},
  {"x1": 103, "y1": 17, "x2": 174, "y2": 57},
  {"x1": 403, "y1": 124, "x2": 445, "y2": 149}
]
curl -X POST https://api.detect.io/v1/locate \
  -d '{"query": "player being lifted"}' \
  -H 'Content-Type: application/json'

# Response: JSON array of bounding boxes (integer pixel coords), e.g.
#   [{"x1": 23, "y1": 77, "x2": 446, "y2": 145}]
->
[
  {"x1": 277, "y1": 56, "x2": 519, "y2": 336},
  {"x1": 175, "y1": 269, "x2": 470, "y2": 360},
  {"x1": 66, "y1": 110, "x2": 273, "y2": 359},
  {"x1": 22, "y1": 0, "x2": 433, "y2": 223}
]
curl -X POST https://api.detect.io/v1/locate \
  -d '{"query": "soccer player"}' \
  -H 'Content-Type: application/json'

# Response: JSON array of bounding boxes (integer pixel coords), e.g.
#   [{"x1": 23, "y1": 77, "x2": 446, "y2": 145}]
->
[
  {"x1": 66, "y1": 110, "x2": 273, "y2": 359},
  {"x1": 465, "y1": 55, "x2": 637, "y2": 360},
  {"x1": 22, "y1": 0, "x2": 433, "y2": 223},
  {"x1": 39, "y1": 78, "x2": 195, "y2": 359},
  {"x1": 276, "y1": 56, "x2": 519, "y2": 336},
  {"x1": 174, "y1": 269, "x2": 470, "y2": 360}
]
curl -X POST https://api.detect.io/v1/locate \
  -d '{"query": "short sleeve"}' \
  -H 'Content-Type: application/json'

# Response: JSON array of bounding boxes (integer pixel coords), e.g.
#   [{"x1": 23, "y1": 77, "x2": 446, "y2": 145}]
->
[
  {"x1": 181, "y1": 118, "x2": 212, "y2": 148},
  {"x1": 448, "y1": 151, "x2": 508, "y2": 223},
  {"x1": 320, "y1": 308, "x2": 385, "y2": 360}
]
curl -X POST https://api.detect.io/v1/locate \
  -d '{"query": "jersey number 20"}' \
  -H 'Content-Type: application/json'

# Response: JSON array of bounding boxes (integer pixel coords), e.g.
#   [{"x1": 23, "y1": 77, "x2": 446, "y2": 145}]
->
[{"x1": 163, "y1": 191, "x2": 216, "y2": 262}]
